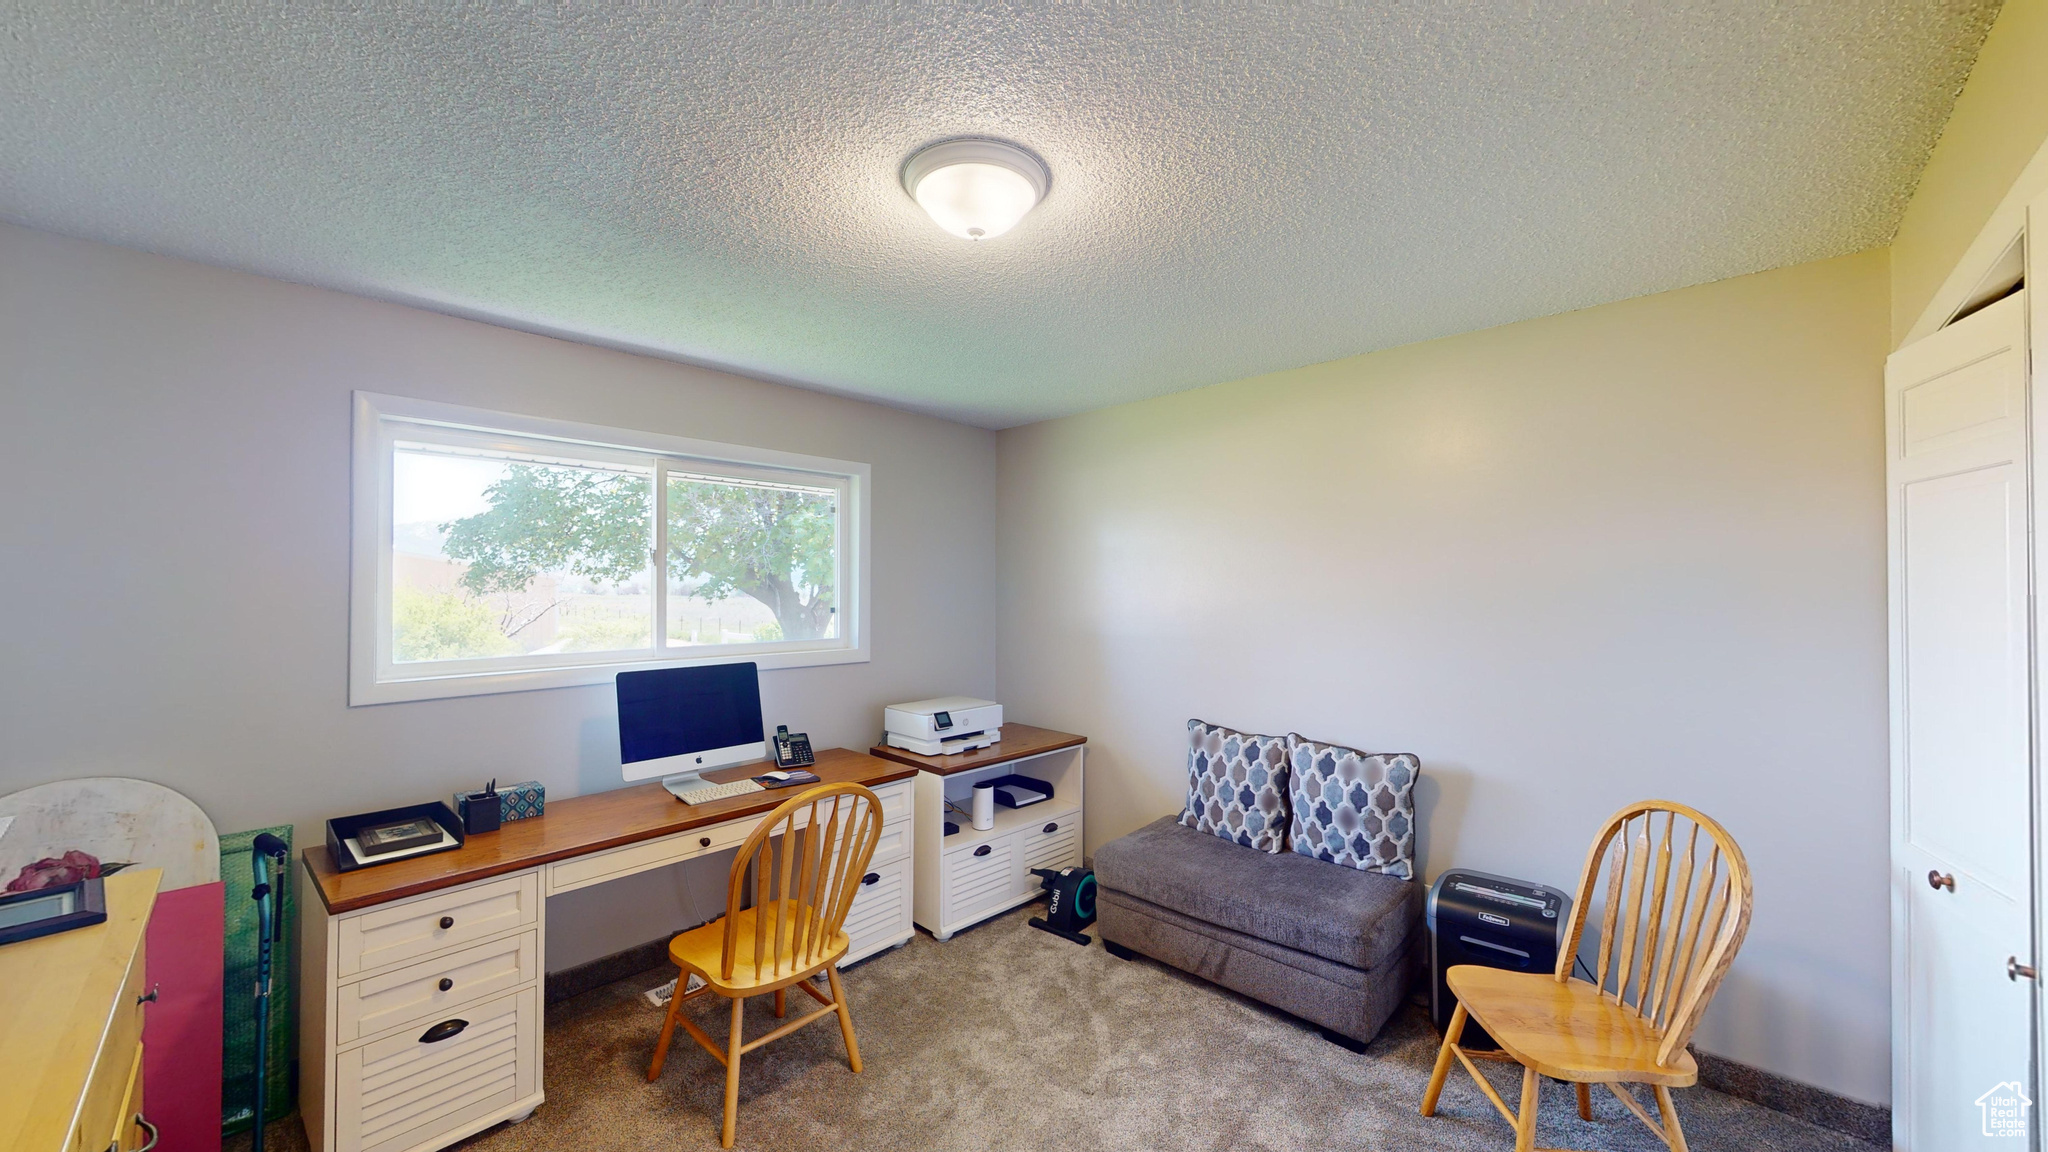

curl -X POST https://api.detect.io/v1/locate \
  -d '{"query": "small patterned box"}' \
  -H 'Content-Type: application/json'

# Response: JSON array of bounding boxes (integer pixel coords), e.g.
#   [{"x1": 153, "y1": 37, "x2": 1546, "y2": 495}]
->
[{"x1": 499, "y1": 780, "x2": 545, "y2": 821}]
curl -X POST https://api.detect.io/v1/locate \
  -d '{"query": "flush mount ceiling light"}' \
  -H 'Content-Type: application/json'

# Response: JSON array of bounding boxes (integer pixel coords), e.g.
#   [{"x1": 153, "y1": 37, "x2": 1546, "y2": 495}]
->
[{"x1": 901, "y1": 138, "x2": 1050, "y2": 241}]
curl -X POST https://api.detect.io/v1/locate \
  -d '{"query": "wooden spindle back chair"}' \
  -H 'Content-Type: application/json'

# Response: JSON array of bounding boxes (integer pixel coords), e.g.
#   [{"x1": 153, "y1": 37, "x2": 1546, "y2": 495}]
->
[
  {"x1": 1421, "y1": 800, "x2": 1752, "y2": 1152},
  {"x1": 647, "y1": 782, "x2": 884, "y2": 1148}
]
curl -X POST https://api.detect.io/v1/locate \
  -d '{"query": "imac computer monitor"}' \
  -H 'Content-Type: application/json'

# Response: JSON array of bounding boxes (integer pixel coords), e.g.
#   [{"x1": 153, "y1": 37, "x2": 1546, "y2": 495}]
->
[{"x1": 617, "y1": 662, "x2": 765, "y2": 799}]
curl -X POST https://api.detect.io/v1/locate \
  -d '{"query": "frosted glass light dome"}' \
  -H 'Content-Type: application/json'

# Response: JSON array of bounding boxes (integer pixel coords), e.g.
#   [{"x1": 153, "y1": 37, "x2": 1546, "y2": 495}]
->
[{"x1": 902, "y1": 138, "x2": 1050, "y2": 241}]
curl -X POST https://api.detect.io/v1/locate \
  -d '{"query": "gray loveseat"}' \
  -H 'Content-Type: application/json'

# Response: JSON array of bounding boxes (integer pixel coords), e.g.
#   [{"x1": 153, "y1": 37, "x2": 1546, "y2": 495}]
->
[{"x1": 1092, "y1": 726, "x2": 1425, "y2": 1049}]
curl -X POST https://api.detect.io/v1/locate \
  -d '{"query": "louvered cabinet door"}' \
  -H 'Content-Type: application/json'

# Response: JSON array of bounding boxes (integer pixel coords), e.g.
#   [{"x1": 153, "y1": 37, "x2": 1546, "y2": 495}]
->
[{"x1": 334, "y1": 987, "x2": 538, "y2": 1152}]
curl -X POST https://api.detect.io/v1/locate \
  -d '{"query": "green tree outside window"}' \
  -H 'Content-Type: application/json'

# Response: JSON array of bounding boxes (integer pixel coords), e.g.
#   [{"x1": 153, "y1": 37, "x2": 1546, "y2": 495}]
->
[{"x1": 438, "y1": 464, "x2": 836, "y2": 643}]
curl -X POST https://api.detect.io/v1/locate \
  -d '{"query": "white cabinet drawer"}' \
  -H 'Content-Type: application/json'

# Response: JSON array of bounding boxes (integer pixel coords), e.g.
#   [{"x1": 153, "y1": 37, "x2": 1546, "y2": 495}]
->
[
  {"x1": 337, "y1": 986, "x2": 538, "y2": 1152},
  {"x1": 337, "y1": 931, "x2": 537, "y2": 1046},
  {"x1": 872, "y1": 779, "x2": 912, "y2": 827},
  {"x1": 943, "y1": 838, "x2": 1014, "y2": 926},
  {"x1": 548, "y1": 818, "x2": 754, "y2": 896},
  {"x1": 338, "y1": 873, "x2": 539, "y2": 979},
  {"x1": 866, "y1": 780, "x2": 911, "y2": 864},
  {"x1": 843, "y1": 856, "x2": 910, "y2": 963},
  {"x1": 869, "y1": 821, "x2": 910, "y2": 866},
  {"x1": 1019, "y1": 810, "x2": 1083, "y2": 890}
]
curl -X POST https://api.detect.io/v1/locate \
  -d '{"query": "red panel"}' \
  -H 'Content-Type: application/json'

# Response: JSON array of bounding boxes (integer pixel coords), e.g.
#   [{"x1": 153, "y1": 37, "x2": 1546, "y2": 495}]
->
[{"x1": 145, "y1": 881, "x2": 225, "y2": 1152}]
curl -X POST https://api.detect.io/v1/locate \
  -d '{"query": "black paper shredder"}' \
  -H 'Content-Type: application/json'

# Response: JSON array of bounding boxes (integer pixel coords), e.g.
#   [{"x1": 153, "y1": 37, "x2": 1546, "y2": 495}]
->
[{"x1": 1426, "y1": 869, "x2": 1573, "y2": 1050}]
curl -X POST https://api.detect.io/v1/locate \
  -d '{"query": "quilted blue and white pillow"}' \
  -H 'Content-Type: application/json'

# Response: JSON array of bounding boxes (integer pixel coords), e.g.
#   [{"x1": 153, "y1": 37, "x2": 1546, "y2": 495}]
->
[
  {"x1": 1179, "y1": 720, "x2": 1291, "y2": 853},
  {"x1": 1286, "y1": 735, "x2": 1419, "y2": 879}
]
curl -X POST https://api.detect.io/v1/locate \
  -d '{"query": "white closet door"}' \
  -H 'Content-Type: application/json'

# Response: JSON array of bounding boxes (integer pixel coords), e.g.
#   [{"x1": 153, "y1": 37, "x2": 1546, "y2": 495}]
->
[{"x1": 1888, "y1": 289, "x2": 2033, "y2": 1149}]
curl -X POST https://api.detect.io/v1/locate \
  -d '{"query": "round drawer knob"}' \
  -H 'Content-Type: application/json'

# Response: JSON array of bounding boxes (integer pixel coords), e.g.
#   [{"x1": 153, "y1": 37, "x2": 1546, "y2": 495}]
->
[
  {"x1": 438, "y1": 977, "x2": 454, "y2": 992},
  {"x1": 438, "y1": 916, "x2": 455, "y2": 930},
  {"x1": 700, "y1": 837, "x2": 712, "y2": 848}
]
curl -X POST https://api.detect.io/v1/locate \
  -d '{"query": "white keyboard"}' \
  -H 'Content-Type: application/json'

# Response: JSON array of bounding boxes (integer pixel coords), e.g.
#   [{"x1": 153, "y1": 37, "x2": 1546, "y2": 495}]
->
[{"x1": 677, "y1": 778, "x2": 765, "y2": 805}]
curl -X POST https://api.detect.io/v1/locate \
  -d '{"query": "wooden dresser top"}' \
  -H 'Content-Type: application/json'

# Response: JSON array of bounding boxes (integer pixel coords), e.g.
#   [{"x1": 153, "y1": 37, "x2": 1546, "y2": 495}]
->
[
  {"x1": 303, "y1": 748, "x2": 916, "y2": 914},
  {"x1": 0, "y1": 868, "x2": 159, "y2": 1152}
]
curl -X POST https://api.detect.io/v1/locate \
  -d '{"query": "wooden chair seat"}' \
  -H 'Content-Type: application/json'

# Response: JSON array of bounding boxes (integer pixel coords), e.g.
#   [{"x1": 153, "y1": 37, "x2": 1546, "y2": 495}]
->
[
  {"x1": 669, "y1": 906, "x2": 850, "y2": 995},
  {"x1": 1445, "y1": 966, "x2": 1697, "y2": 1087}
]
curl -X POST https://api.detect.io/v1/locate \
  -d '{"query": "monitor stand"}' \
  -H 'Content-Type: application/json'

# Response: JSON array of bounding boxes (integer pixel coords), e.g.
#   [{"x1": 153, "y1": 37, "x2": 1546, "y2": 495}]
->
[{"x1": 662, "y1": 771, "x2": 717, "y2": 801}]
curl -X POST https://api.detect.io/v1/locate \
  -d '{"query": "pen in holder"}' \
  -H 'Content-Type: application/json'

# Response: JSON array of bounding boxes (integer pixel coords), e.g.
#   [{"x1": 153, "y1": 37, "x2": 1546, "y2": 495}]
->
[{"x1": 457, "y1": 778, "x2": 502, "y2": 835}]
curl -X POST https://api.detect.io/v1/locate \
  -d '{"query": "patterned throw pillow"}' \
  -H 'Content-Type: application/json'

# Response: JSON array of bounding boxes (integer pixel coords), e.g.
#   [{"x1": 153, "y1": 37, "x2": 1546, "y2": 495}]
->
[
  {"x1": 1286, "y1": 735, "x2": 1420, "y2": 879},
  {"x1": 1179, "y1": 720, "x2": 1291, "y2": 853}
]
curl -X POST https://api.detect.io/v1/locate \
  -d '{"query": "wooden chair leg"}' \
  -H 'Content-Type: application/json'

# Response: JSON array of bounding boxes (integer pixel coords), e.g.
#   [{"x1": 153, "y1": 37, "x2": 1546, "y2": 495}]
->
[
  {"x1": 826, "y1": 965, "x2": 862, "y2": 1073},
  {"x1": 774, "y1": 988, "x2": 786, "y2": 1018},
  {"x1": 721, "y1": 995, "x2": 745, "y2": 1149},
  {"x1": 1654, "y1": 1085, "x2": 1689, "y2": 1152},
  {"x1": 1576, "y1": 1081, "x2": 1592, "y2": 1121},
  {"x1": 1420, "y1": 1003, "x2": 1466, "y2": 1116},
  {"x1": 1514, "y1": 1066, "x2": 1540, "y2": 1152},
  {"x1": 646, "y1": 970, "x2": 684, "y2": 1082}
]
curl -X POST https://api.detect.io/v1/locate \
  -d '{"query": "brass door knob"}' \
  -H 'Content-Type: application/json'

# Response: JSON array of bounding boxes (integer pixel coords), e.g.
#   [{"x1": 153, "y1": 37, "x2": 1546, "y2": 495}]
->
[
  {"x1": 1928, "y1": 871, "x2": 1956, "y2": 892},
  {"x1": 2010, "y1": 957, "x2": 2037, "y2": 982}
]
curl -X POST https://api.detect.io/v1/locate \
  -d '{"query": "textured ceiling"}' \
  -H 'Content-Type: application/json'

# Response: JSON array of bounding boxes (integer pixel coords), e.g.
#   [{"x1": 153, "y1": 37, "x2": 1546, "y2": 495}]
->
[{"x1": 0, "y1": 3, "x2": 1999, "y2": 428}]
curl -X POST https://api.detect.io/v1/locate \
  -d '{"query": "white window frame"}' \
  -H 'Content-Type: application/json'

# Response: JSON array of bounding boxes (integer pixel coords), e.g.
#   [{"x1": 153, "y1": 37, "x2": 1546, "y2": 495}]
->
[{"x1": 350, "y1": 391, "x2": 869, "y2": 706}]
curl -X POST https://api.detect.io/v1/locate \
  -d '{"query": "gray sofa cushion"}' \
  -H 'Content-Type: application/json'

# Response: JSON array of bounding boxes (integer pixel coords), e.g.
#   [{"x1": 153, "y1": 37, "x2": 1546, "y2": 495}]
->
[{"x1": 1094, "y1": 815, "x2": 1420, "y2": 972}]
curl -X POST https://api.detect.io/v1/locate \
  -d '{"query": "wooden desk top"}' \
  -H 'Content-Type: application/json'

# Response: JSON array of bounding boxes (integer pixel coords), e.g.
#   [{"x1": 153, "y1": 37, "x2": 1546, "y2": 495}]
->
[
  {"x1": 303, "y1": 748, "x2": 916, "y2": 914},
  {"x1": 867, "y1": 723, "x2": 1086, "y2": 777},
  {"x1": 0, "y1": 868, "x2": 159, "y2": 1152}
]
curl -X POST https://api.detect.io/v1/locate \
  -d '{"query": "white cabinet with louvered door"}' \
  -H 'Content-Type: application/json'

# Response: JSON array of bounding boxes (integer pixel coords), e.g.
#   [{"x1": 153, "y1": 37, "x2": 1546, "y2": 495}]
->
[
  {"x1": 842, "y1": 855, "x2": 912, "y2": 964},
  {"x1": 834, "y1": 780, "x2": 915, "y2": 965},
  {"x1": 907, "y1": 735, "x2": 1087, "y2": 941},
  {"x1": 303, "y1": 866, "x2": 548, "y2": 1152},
  {"x1": 336, "y1": 987, "x2": 540, "y2": 1152}
]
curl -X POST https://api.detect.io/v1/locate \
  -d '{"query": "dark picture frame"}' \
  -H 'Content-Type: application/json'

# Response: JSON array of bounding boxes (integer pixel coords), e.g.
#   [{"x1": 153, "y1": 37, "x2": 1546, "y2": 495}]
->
[{"x1": 0, "y1": 875, "x2": 109, "y2": 946}]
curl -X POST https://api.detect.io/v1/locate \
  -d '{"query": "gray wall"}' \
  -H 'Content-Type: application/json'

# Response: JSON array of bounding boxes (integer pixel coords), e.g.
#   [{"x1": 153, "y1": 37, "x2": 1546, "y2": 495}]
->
[
  {"x1": 0, "y1": 222, "x2": 998, "y2": 968},
  {"x1": 994, "y1": 250, "x2": 1892, "y2": 1103},
  {"x1": 1, "y1": 221, "x2": 1896, "y2": 1101}
]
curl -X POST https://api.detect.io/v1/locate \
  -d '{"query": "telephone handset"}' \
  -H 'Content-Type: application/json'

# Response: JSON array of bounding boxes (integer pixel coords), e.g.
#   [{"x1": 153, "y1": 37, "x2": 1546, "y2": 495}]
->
[{"x1": 773, "y1": 725, "x2": 815, "y2": 769}]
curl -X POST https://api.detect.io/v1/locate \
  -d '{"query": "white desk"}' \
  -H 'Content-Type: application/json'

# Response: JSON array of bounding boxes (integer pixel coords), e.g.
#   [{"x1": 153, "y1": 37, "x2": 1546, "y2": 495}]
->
[{"x1": 296, "y1": 750, "x2": 916, "y2": 1152}]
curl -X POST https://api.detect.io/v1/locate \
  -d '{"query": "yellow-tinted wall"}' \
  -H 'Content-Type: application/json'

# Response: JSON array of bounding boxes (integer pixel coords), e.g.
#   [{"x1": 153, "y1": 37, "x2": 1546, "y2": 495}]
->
[{"x1": 1891, "y1": 0, "x2": 2048, "y2": 344}]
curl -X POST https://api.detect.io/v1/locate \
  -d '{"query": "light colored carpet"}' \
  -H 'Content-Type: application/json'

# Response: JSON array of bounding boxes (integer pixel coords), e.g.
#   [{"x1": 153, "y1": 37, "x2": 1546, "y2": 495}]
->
[{"x1": 245, "y1": 905, "x2": 1880, "y2": 1152}]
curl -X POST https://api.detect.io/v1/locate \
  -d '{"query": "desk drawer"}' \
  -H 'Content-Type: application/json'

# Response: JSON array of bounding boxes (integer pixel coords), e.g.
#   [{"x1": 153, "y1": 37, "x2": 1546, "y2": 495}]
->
[
  {"x1": 872, "y1": 780, "x2": 911, "y2": 827},
  {"x1": 548, "y1": 818, "x2": 755, "y2": 896},
  {"x1": 869, "y1": 820, "x2": 910, "y2": 867},
  {"x1": 74, "y1": 936, "x2": 147, "y2": 1152},
  {"x1": 338, "y1": 873, "x2": 539, "y2": 979},
  {"x1": 338, "y1": 931, "x2": 537, "y2": 1046},
  {"x1": 337, "y1": 987, "x2": 538, "y2": 1152},
  {"x1": 115, "y1": 1042, "x2": 146, "y2": 1152},
  {"x1": 843, "y1": 855, "x2": 910, "y2": 963}
]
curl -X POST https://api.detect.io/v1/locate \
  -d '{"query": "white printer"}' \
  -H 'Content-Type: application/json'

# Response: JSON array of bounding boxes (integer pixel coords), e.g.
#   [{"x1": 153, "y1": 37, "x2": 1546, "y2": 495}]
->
[{"x1": 884, "y1": 697, "x2": 1003, "y2": 756}]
